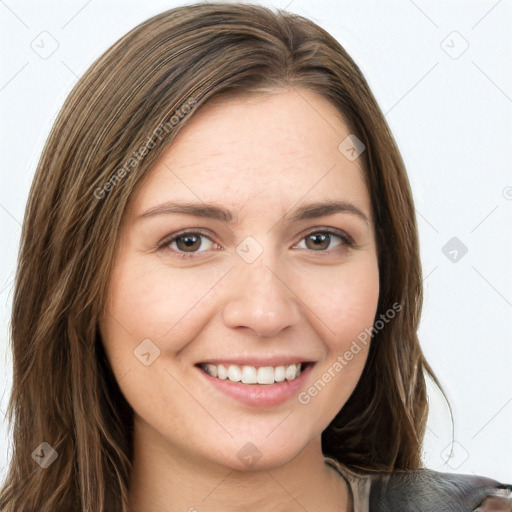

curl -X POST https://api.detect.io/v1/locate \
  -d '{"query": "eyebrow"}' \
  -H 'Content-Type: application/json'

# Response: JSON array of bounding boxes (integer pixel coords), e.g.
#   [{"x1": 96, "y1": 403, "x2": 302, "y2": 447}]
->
[{"x1": 138, "y1": 200, "x2": 370, "y2": 225}]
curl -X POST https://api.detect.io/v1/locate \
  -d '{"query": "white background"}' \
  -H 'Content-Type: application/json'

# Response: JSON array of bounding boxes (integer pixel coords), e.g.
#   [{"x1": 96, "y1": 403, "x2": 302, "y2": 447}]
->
[{"x1": 1, "y1": 0, "x2": 511, "y2": 484}]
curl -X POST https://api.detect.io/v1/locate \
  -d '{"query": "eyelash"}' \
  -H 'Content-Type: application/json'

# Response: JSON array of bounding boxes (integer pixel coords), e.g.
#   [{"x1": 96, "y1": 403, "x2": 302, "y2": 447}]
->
[{"x1": 157, "y1": 228, "x2": 354, "y2": 260}]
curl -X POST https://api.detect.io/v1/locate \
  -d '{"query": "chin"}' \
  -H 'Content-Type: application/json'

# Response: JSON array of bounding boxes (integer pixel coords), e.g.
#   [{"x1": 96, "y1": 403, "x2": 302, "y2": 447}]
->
[{"x1": 206, "y1": 430, "x2": 316, "y2": 473}]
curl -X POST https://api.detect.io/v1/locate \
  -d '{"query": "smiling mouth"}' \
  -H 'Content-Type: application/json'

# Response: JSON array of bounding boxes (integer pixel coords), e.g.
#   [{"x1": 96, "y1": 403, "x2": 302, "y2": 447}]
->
[{"x1": 198, "y1": 362, "x2": 311, "y2": 385}]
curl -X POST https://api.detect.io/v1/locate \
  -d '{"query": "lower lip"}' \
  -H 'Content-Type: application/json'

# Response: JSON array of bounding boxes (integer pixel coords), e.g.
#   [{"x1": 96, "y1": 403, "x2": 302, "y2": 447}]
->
[{"x1": 197, "y1": 364, "x2": 314, "y2": 407}]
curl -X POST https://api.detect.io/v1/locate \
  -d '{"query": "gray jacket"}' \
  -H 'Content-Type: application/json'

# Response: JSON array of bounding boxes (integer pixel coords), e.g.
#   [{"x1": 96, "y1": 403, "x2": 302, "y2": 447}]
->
[{"x1": 325, "y1": 457, "x2": 512, "y2": 511}]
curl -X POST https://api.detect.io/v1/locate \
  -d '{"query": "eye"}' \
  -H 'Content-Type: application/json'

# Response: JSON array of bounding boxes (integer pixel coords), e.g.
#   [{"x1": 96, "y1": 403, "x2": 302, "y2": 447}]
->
[
  {"x1": 158, "y1": 230, "x2": 220, "y2": 257},
  {"x1": 293, "y1": 229, "x2": 353, "y2": 252}
]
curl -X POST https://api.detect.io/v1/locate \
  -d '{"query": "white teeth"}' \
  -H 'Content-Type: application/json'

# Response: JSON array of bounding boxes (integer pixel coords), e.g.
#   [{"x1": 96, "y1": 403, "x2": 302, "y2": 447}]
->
[
  {"x1": 285, "y1": 364, "x2": 297, "y2": 381},
  {"x1": 274, "y1": 366, "x2": 286, "y2": 382},
  {"x1": 202, "y1": 362, "x2": 304, "y2": 384},
  {"x1": 257, "y1": 366, "x2": 274, "y2": 385},
  {"x1": 227, "y1": 365, "x2": 242, "y2": 382},
  {"x1": 206, "y1": 364, "x2": 217, "y2": 378},
  {"x1": 241, "y1": 365, "x2": 257, "y2": 384},
  {"x1": 217, "y1": 364, "x2": 228, "y2": 379}
]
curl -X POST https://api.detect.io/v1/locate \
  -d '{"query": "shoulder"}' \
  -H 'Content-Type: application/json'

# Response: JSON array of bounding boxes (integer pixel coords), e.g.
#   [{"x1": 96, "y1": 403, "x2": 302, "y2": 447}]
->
[
  {"x1": 368, "y1": 468, "x2": 512, "y2": 512},
  {"x1": 324, "y1": 457, "x2": 512, "y2": 512}
]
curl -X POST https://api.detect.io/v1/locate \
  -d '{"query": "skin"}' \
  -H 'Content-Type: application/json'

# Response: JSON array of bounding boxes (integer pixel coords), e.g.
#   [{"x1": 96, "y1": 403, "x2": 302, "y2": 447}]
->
[{"x1": 99, "y1": 88, "x2": 380, "y2": 512}]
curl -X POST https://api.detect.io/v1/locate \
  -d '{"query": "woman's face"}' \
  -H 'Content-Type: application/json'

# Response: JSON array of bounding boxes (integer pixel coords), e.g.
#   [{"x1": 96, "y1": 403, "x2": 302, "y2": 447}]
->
[{"x1": 99, "y1": 89, "x2": 379, "y2": 471}]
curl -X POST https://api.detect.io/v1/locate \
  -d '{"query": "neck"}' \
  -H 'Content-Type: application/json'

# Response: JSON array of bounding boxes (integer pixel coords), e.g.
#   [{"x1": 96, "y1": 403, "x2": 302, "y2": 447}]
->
[{"x1": 127, "y1": 420, "x2": 349, "y2": 512}]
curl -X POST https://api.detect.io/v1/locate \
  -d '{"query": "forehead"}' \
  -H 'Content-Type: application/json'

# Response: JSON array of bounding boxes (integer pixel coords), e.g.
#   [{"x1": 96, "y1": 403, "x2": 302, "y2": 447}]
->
[{"x1": 128, "y1": 89, "x2": 371, "y2": 222}]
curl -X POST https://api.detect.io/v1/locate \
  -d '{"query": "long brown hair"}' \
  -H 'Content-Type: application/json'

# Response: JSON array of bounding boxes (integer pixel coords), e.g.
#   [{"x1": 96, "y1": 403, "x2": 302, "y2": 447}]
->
[{"x1": 0, "y1": 2, "x2": 443, "y2": 510}]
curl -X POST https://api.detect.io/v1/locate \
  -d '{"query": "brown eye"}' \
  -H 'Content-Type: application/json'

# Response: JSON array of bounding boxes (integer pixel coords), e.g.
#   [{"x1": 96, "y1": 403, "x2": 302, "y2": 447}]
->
[
  {"x1": 294, "y1": 230, "x2": 351, "y2": 252},
  {"x1": 175, "y1": 234, "x2": 203, "y2": 252},
  {"x1": 304, "y1": 233, "x2": 332, "y2": 251},
  {"x1": 160, "y1": 231, "x2": 218, "y2": 255}
]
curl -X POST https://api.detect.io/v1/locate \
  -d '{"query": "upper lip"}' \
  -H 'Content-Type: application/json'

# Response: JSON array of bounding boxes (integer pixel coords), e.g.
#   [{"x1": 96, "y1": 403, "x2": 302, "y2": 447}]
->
[{"x1": 196, "y1": 356, "x2": 316, "y2": 367}]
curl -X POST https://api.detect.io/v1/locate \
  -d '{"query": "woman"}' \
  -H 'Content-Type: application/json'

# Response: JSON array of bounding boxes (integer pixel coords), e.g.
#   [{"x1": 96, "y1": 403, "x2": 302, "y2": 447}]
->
[{"x1": 0, "y1": 3, "x2": 510, "y2": 511}]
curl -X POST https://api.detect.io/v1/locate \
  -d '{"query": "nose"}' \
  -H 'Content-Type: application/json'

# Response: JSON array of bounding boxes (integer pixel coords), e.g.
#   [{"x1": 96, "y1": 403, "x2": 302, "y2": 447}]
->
[{"x1": 222, "y1": 255, "x2": 302, "y2": 338}]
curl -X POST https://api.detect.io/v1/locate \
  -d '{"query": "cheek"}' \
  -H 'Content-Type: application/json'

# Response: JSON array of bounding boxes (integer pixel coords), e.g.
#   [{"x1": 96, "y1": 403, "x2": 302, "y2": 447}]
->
[
  {"x1": 296, "y1": 252, "x2": 380, "y2": 346},
  {"x1": 292, "y1": 255, "x2": 379, "y2": 420},
  {"x1": 330, "y1": 268, "x2": 380, "y2": 341},
  {"x1": 102, "y1": 257, "x2": 228, "y2": 352}
]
